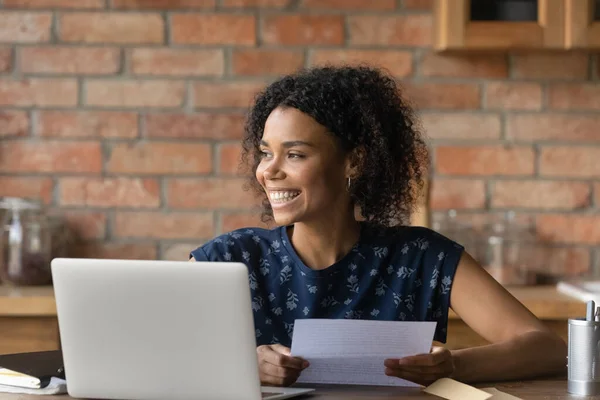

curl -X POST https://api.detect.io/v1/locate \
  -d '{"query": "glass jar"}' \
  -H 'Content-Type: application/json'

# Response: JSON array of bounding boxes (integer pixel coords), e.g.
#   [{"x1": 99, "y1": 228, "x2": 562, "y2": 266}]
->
[
  {"x1": 0, "y1": 197, "x2": 53, "y2": 286},
  {"x1": 478, "y1": 212, "x2": 538, "y2": 286}
]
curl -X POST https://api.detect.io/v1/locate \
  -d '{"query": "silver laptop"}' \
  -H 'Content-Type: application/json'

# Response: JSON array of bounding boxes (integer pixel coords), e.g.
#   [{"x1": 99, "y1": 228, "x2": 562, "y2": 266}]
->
[{"x1": 51, "y1": 258, "x2": 314, "y2": 400}]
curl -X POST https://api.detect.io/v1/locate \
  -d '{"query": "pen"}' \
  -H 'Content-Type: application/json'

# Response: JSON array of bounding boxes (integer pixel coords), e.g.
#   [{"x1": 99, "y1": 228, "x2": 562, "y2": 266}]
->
[{"x1": 587, "y1": 300, "x2": 596, "y2": 321}]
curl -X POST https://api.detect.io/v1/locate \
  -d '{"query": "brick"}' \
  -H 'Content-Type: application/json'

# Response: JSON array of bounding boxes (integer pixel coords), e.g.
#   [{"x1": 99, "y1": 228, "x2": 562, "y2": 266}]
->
[
  {"x1": 130, "y1": 48, "x2": 223, "y2": 77},
  {"x1": 60, "y1": 178, "x2": 160, "y2": 208},
  {"x1": 536, "y1": 215, "x2": 600, "y2": 245},
  {"x1": 60, "y1": 211, "x2": 107, "y2": 240},
  {"x1": 193, "y1": 81, "x2": 264, "y2": 109},
  {"x1": 421, "y1": 113, "x2": 501, "y2": 140},
  {"x1": 419, "y1": 53, "x2": 508, "y2": 78},
  {"x1": 513, "y1": 53, "x2": 590, "y2": 80},
  {"x1": 171, "y1": 14, "x2": 256, "y2": 45},
  {"x1": 167, "y1": 178, "x2": 257, "y2": 209},
  {"x1": 0, "y1": 47, "x2": 13, "y2": 72},
  {"x1": 145, "y1": 113, "x2": 245, "y2": 140},
  {"x1": 114, "y1": 211, "x2": 214, "y2": 239},
  {"x1": 262, "y1": 15, "x2": 344, "y2": 45},
  {"x1": 311, "y1": 50, "x2": 412, "y2": 78},
  {"x1": 5, "y1": 0, "x2": 104, "y2": 8},
  {"x1": 436, "y1": 146, "x2": 534, "y2": 176},
  {"x1": 106, "y1": 142, "x2": 212, "y2": 175},
  {"x1": 520, "y1": 246, "x2": 590, "y2": 276},
  {"x1": 221, "y1": 0, "x2": 289, "y2": 6},
  {"x1": 86, "y1": 80, "x2": 185, "y2": 108},
  {"x1": 300, "y1": 0, "x2": 395, "y2": 10},
  {"x1": 549, "y1": 84, "x2": 600, "y2": 111},
  {"x1": 111, "y1": 0, "x2": 215, "y2": 8},
  {"x1": 404, "y1": 83, "x2": 480, "y2": 110},
  {"x1": 38, "y1": 111, "x2": 137, "y2": 139},
  {"x1": 232, "y1": 49, "x2": 304, "y2": 76},
  {"x1": 507, "y1": 114, "x2": 600, "y2": 142},
  {"x1": 485, "y1": 82, "x2": 542, "y2": 110},
  {"x1": 163, "y1": 243, "x2": 202, "y2": 261},
  {"x1": 60, "y1": 13, "x2": 164, "y2": 44},
  {"x1": 491, "y1": 181, "x2": 590, "y2": 210},
  {"x1": 72, "y1": 242, "x2": 158, "y2": 260},
  {"x1": 430, "y1": 179, "x2": 486, "y2": 210},
  {"x1": 218, "y1": 143, "x2": 244, "y2": 175},
  {"x1": 0, "y1": 12, "x2": 52, "y2": 42},
  {"x1": 0, "y1": 177, "x2": 53, "y2": 204},
  {"x1": 0, "y1": 79, "x2": 77, "y2": 107},
  {"x1": 0, "y1": 141, "x2": 102, "y2": 173},
  {"x1": 348, "y1": 15, "x2": 431, "y2": 46},
  {"x1": 21, "y1": 47, "x2": 120, "y2": 75},
  {"x1": 221, "y1": 211, "x2": 272, "y2": 232},
  {"x1": 0, "y1": 111, "x2": 29, "y2": 138},
  {"x1": 540, "y1": 147, "x2": 600, "y2": 178},
  {"x1": 404, "y1": 0, "x2": 433, "y2": 8}
]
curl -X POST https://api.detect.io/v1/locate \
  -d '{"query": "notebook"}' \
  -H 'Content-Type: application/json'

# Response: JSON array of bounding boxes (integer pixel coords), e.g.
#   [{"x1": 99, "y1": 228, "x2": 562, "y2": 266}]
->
[{"x1": 0, "y1": 350, "x2": 64, "y2": 389}]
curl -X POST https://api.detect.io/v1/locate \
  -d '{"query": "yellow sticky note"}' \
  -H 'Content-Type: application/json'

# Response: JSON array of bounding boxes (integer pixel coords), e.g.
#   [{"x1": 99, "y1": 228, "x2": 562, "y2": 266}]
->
[
  {"x1": 482, "y1": 387, "x2": 523, "y2": 400},
  {"x1": 424, "y1": 378, "x2": 493, "y2": 400}
]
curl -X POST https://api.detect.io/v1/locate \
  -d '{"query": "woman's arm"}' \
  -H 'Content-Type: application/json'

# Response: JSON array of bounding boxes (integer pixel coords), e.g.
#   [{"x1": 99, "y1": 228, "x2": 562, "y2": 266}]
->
[{"x1": 449, "y1": 251, "x2": 567, "y2": 383}]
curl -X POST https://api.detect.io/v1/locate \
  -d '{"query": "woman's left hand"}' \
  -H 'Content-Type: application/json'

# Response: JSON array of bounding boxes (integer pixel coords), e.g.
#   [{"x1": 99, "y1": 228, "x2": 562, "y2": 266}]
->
[{"x1": 384, "y1": 346, "x2": 455, "y2": 386}]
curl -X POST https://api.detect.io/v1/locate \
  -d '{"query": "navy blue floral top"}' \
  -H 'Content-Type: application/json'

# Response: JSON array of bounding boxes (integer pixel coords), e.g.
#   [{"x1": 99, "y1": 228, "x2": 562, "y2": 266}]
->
[{"x1": 190, "y1": 225, "x2": 464, "y2": 348}]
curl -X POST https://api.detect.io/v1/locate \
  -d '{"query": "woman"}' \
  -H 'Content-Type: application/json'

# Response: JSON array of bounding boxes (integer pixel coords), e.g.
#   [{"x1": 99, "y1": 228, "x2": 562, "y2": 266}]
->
[{"x1": 190, "y1": 66, "x2": 566, "y2": 387}]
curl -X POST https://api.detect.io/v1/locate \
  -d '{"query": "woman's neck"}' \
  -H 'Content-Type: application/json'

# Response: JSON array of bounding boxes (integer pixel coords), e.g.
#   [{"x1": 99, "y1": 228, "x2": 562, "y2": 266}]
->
[{"x1": 288, "y1": 213, "x2": 362, "y2": 271}]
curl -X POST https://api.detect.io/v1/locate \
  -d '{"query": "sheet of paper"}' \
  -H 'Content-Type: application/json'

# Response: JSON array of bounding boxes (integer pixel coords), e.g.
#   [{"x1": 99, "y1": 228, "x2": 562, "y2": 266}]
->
[
  {"x1": 424, "y1": 378, "x2": 492, "y2": 400},
  {"x1": 290, "y1": 319, "x2": 436, "y2": 387},
  {"x1": 482, "y1": 387, "x2": 523, "y2": 400}
]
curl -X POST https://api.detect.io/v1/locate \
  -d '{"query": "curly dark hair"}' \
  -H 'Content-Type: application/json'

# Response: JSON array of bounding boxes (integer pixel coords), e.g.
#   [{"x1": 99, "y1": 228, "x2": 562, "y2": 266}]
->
[{"x1": 240, "y1": 64, "x2": 429, "y2": 229}]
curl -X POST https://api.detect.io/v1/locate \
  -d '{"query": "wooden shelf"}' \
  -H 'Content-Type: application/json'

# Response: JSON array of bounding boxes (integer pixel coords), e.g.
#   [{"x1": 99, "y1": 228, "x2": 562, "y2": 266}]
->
[
  {"x1": 448, "y1": 285, "x2": 584, "y2": 320},
  {"x1": 0, "y1": 284, "x2": 584, "y2": 320},
  {"x1": 434, "y1": 0, "x2": 600, "y2": 51},
  {"x1": 566, "y1": 0, "x2": 600, "y2": 49},
  {"x1": 0, "y1": 285, "x2": 56, "y2": 317}
]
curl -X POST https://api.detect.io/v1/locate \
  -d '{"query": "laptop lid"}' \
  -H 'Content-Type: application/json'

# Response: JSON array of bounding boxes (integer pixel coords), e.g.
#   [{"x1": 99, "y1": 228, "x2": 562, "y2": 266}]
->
[{"x1": 51, "y1": 258, "x2": 263, "y2": 400}]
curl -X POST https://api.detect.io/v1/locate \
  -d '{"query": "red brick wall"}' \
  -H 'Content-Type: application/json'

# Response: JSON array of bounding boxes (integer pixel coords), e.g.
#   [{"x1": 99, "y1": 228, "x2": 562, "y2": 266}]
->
[{"x1": 0, "y1": 0, "x2": 597, "y2": 275}]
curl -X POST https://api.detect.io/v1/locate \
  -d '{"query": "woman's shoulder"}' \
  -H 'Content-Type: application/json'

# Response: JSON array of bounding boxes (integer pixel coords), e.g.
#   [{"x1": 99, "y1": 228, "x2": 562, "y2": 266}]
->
[
  {"x1": 189, "y1": 226, "x2": 281, "y2": 262},
  {"x1": 366, "y1": 225, "x2": 464, "y2": 254}
]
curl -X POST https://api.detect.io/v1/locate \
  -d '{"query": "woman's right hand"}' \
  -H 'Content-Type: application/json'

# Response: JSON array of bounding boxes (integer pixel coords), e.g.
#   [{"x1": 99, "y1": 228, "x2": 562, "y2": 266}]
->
[{"x1": 257, "y1": 344, "x2": 310, "y2": 386}]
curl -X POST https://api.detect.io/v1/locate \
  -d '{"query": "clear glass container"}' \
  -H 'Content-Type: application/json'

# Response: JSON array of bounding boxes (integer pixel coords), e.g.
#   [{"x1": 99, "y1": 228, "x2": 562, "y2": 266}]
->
[
  {"x1": 0, "y1": 197, "x2": 53, "y2": 286},
  {"x1": 477, "y1": 212, "x2": 538, "y2": 286}
]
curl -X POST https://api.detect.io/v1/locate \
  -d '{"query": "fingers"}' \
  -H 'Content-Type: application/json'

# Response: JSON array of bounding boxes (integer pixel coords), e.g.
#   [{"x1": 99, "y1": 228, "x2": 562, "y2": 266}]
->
[
  {"x1": 385, "y1": 347, "x2": 449, "y2": 368},
  {"x1": 270, "y1": 344, "x2": 292, "y2": 356},
  {"x1": 384, "y1": 368, "x2": 439, "y2": 386},
  {"x1": 257, "y1": 345, "x2": 310, "y2": 387},
  {"x1": 259, "y1": 345, "x2": 307, "y2": 370}
]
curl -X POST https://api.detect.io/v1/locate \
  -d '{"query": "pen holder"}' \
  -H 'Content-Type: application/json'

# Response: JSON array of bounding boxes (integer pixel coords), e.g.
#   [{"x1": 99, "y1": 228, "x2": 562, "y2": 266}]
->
[{"x1": 568, "y1": 318, "x2": 600, "y2": 396}]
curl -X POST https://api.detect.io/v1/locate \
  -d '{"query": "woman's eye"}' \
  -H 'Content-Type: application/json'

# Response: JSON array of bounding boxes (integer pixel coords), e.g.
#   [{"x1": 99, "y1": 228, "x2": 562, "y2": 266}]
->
[
  {"x1": 259, "y1": 150, "x2": 271, "y2": 158},
  {"x1": 289, "y1": 153, "x2": 304, "y2": 159}
]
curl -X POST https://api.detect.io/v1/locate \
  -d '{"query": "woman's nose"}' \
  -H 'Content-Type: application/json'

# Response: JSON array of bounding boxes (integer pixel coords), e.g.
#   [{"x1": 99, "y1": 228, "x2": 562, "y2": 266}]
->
[{"x1": 262, "y1": 158, "x2": 285, "y2": 180}]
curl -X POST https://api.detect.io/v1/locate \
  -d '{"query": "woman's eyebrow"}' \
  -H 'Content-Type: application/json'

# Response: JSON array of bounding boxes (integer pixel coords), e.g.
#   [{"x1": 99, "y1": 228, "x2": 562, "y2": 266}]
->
[{"x1": 260, "y1": 140, "x2": 314, "y2": 148}]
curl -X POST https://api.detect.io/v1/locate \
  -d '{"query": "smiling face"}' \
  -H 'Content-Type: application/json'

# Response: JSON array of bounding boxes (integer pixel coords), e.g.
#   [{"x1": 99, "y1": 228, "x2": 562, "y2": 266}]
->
[{"x1": 256, "y1": 107, "x2": 354, "y2": 227}]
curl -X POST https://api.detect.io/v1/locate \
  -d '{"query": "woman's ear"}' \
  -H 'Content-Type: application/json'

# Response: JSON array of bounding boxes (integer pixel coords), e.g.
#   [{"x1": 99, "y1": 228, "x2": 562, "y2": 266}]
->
[{"x1": 345, "y1": 146, "x2": 366, "y2": 179}]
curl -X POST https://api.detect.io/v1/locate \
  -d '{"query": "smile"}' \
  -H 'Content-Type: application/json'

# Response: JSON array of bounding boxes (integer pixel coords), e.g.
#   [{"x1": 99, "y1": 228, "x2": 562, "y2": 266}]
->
[{"x1": 268, "y1": 191, "x2": 301, "y2": 203}]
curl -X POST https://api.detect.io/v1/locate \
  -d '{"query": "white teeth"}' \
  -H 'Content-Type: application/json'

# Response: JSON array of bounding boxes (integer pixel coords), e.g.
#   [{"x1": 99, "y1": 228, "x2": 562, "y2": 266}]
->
[{"x1": 269, "y1": 191, "x2": 300, "y2": 203}]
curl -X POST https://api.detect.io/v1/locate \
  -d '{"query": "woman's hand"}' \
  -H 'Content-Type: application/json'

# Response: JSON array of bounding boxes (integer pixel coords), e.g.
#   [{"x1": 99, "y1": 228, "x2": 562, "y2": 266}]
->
[
  {"x1": 384, "y1": 346, "x2": 454, "y2": 386},
  {"x1": 257, "y1": 344, "x2": 310, "y2": 387}
]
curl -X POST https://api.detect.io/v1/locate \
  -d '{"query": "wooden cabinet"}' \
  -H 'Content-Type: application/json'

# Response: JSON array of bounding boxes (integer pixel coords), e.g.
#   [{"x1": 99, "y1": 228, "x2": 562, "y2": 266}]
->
[
  {"x1": 565, "y1": 0, "x2": 600, "y2": 49},
  {"x1": 434, "y1": 0, "x2": 600, "y2": 51}
]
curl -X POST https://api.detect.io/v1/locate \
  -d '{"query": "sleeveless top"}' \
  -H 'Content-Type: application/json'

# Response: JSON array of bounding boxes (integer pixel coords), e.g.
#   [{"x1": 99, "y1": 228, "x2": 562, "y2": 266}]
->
[{"x1": 190, "y1": 224, "x2": 464, "y2": 348}]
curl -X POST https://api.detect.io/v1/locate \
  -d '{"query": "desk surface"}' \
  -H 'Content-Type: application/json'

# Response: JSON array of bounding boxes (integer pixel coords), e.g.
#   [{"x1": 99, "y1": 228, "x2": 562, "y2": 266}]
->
[
  {"x1": 0, "y1": 379, "x2": 598, "y2": 399},
  {"x1": 0, "y1": 284, "x2": 585, "y2": 319}
]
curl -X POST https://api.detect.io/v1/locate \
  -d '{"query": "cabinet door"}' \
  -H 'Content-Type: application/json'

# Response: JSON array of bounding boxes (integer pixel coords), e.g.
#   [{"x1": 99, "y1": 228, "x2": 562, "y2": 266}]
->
[
  {"x1": 434, "y1": 0, "x2": 566, "y2": 51},
  {"x1": 566, "y1": 0, "x2": 600, "y2": 48}
]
